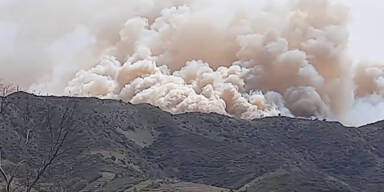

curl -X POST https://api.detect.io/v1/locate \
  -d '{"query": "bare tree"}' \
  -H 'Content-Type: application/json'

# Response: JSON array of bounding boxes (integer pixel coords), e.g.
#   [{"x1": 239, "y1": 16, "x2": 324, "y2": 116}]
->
[
  {"x1": 0, "y1": 153, "x2": 13, "y2": 192},
  {"x1": 0, "y1": 159, "x2": 25, "y2": 192},
  {"x1": 25, "y1": 104, "x2": 77, "y2": 192},
  {"x1": 0, "y1": 80, "x2": 19, "y2": 97},
  {"x1": 0, "y1": 164, "x2": 14, "y2": 192},
  {"x1": 0, "y1": 103, "x2": 77, "y2": 192},
  {"x1": 0, "y1": 97, "x2": 4, "y2": 114}
]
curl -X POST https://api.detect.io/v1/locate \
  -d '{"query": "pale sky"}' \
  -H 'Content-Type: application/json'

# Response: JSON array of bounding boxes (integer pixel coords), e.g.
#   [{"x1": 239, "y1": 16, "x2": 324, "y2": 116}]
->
[
  {"x1": 337, "y1": 0, "x2": 384, "y2": 62},
  {"x1": 0, "y1": 0, "x2": 383, "y2": 62}
]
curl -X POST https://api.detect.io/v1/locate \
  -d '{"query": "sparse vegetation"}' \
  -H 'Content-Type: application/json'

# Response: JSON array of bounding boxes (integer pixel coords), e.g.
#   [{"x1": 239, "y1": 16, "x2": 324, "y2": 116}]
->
[
  {"x1": 1, "y1": 92, "x2": 384, "y2": 192},
  {"x1": 0, "y1": 102, "x2": 77, "y2": 192}
]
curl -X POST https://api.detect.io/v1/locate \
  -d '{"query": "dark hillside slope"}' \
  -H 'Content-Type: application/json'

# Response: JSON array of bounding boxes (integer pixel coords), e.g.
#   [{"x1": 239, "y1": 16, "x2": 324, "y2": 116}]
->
[{"x1": 0, "y1": 92, "x2": 383, "y2": 192}]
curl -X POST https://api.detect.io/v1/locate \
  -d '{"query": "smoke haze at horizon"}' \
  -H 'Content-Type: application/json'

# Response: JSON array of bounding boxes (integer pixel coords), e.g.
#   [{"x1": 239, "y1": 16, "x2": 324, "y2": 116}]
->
[{"x1": 1, "y1": 0, "x2": 384, "y2": 126}]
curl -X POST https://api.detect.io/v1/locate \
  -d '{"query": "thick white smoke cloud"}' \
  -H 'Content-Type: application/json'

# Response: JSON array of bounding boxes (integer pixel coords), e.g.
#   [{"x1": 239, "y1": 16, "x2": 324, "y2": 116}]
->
[{"x1": 1, "y1": 0, "x2": 384, "y2": 126}]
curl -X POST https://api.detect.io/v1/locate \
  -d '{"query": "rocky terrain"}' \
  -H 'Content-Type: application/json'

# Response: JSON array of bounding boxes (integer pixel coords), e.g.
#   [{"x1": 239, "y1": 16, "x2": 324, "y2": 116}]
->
[{"x1": 0, "y1": 92, "x2": 384, "y2": 192}]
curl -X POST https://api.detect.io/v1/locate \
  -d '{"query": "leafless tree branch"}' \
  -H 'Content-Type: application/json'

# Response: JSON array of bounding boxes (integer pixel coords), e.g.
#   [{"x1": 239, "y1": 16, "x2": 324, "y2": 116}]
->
[
  {"x1": 0, "y1": 79, "x2": 19, "y2": 97},
  {"x1": 25, "y1": 103, "x2": 77, "y2": 192},
  {"x1": 0, "y1": 159, "x2": 25, "y2": 192},
  {"x1": 1, "y1": 102, "x2": 78, "y2": 192}
]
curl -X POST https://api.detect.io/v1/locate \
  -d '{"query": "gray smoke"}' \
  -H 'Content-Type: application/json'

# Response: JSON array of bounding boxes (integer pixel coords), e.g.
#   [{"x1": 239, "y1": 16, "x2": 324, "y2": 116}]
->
[{"x1": 1, "y1": 0, "x2": 383, "y2": 126}]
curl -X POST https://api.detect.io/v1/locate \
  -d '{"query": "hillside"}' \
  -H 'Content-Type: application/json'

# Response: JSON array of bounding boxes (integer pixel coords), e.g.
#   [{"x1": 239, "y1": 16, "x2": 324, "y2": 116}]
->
[{"x1": 0, "y1": 92, "x2": 384, "y2": 192}]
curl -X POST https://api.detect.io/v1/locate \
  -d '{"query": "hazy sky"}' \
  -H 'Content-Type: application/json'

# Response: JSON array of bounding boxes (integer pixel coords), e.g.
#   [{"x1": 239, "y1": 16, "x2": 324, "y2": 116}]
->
[
  {"x1": 336, "y1": 0, "x2": 384, "y2": 62},
  {"x1": 0, "y1": 0, "x2": 382, "y2": 62},
  {"x1": 0, "y1": 0, "x2": 383, "y2": 126}
]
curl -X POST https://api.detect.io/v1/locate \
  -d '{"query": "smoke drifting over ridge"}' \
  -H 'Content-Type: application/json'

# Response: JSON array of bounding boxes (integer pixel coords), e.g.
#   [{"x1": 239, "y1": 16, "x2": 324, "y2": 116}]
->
[{"x1": 1, "y1": 0, "x2": 384, "y2": 126}]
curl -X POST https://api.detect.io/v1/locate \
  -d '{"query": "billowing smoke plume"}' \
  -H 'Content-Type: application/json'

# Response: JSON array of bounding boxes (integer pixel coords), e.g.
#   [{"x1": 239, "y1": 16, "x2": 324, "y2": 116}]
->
[{"x1": 1, "y1": 0, "x2": 384, "y2": 126}]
